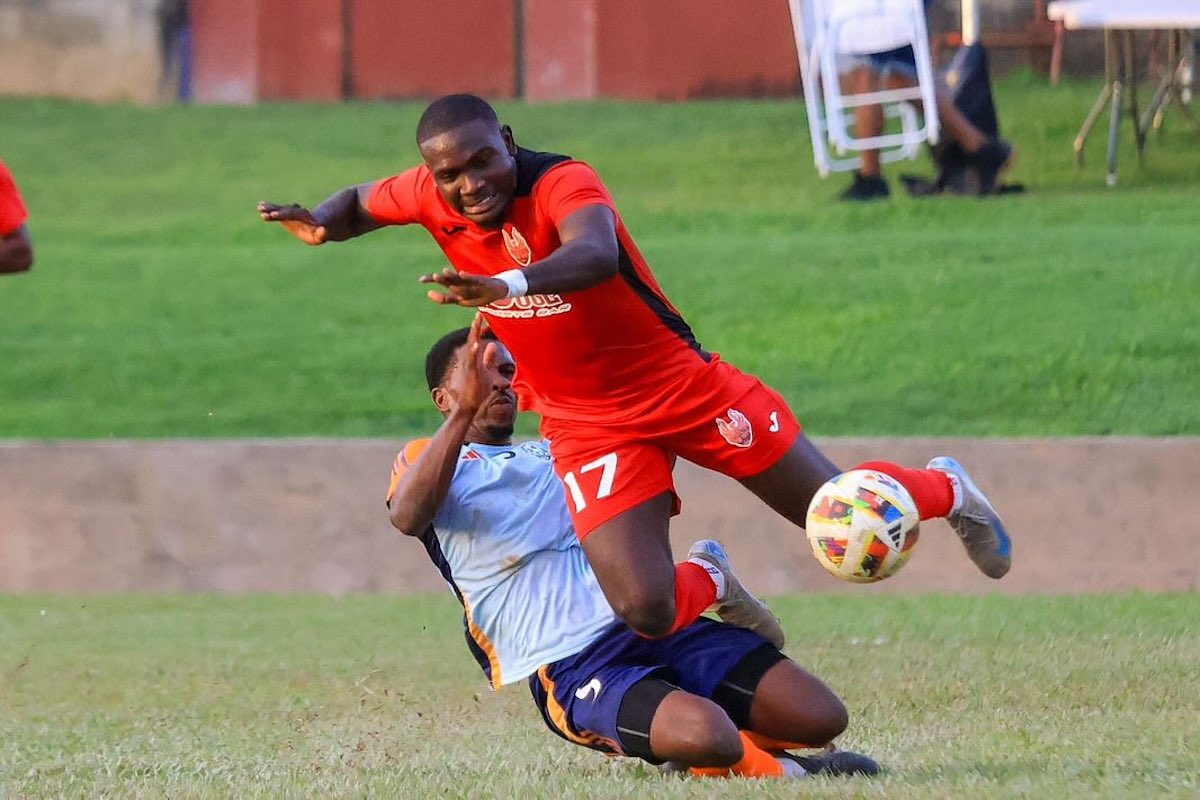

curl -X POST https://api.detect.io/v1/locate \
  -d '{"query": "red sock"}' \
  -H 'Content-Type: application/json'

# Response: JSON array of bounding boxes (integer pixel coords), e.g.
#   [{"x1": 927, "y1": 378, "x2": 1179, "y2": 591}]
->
[
  {"x1": 665, "y1": 561, "x2": 718, "y2": 636},
  {"x1": 854, "y1": 461, "x2": 954, "y2": 520}
]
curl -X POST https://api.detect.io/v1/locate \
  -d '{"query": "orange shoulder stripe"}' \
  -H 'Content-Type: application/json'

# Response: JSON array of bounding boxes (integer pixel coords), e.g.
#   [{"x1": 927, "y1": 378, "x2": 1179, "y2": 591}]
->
[{"x1": 386, "y1": 438, "x2": 433, "y2": 506}]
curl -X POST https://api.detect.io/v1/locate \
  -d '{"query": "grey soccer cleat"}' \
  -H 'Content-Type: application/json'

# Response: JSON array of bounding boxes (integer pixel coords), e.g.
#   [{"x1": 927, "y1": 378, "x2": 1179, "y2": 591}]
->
[
  {"x1": 779, "y1": 748, "x2": 882, "y2": 777},
  {"x1": 927, "y1": 456, "x2": 1012, "y2": 579},
  {"x1": 687, "y1": 539, "x2": 785, "y2": 649}
]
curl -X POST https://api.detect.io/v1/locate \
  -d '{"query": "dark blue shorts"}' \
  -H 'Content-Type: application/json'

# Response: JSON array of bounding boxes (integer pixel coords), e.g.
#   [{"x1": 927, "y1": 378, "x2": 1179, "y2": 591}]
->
[
  {"x1": 866, "y1": 45, "x2": 918, "y2": 78},
  {"x1": 527, "y1": 618, "x2": 772, "y2": 757}
]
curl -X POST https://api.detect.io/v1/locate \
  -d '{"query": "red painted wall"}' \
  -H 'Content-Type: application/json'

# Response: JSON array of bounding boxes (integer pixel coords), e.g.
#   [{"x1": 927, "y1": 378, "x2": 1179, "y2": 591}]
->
[
  {"x1": 257, "y1": 0, "x2": 344, "y2": 101},
  {"x1": 192, "y1": 0, "x2": 259, "y2": 104},
  {"x1": 192, "y1": 0, "x2": 799, "y2": 103},
  {"x1": 523, "y1": 0, "x2": 597, "y2": 102},
  {"x1": 593, "y1": 0, "x2": 799, "y2": 100},
  {"x1": 351, "y1": 0, "x2": 516, "y2": 100}
]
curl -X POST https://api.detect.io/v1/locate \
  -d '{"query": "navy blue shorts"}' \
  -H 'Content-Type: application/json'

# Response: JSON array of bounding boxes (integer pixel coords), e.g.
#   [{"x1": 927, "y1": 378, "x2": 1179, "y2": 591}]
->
[
  {"x1": 527, "y1": 618, "x2": 772, "y2": 757},
  {"x1": 866, "y1": 45, "x2": 918, "y2": 78}
]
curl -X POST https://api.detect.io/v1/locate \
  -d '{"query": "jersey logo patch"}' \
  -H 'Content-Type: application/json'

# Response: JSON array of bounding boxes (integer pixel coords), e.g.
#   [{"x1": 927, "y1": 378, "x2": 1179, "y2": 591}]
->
[
  {"x1": 502, "y1": 226, "x2": 532, "y2": 266},
  {"x1": 520, "y1": 441, "x2": 552, "y2": 461},
  {"x1": 715, "y1": 408, "x2": 754, "y2": 448}
]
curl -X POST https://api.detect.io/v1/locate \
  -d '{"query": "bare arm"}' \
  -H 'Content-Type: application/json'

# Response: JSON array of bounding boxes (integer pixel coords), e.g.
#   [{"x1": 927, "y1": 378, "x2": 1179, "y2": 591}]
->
[
  {"x1": 388, "y1": 405, "x2": 476, "y2": 536},
  {"x1": 0, "y1": 225, "x2": 33, "y2": 274},
  {"x1": 420, "y1": 204, "x2": 619, "y2": 306},
  {"x1": 257, "y1": 182, "x2": 382, "y2": 245},
  {"x1": 388, "y1": 316, "x2": 499, "y2": 535}
]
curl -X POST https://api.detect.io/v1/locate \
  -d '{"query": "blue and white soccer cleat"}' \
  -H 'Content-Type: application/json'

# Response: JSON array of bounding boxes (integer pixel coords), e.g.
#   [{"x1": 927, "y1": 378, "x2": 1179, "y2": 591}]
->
[
  {"x1": 926, "y1": 456, "x2": 1012, "y2": 579},
  {"x1": 687, "y1": 539, "x2": 786, "y2": 649}
]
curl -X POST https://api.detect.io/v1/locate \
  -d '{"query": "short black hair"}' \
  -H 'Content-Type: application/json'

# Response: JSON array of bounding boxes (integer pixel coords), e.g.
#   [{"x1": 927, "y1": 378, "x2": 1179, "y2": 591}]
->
[
  {"x1": 424, "y1": 326, "x2": 498, "y2": 391},
  {"x1": 416, "y1": 93, "x2": 499, "y2": 144}
]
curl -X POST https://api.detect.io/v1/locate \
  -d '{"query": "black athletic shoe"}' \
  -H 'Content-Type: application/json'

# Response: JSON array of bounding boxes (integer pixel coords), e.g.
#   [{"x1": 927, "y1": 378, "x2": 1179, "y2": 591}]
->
[
  {"x1": 782, "y1": 749, "x2": 882, "y2": 777},
  {"x1": 839, "y1": 172, "x2": 891, "y2": 202}
]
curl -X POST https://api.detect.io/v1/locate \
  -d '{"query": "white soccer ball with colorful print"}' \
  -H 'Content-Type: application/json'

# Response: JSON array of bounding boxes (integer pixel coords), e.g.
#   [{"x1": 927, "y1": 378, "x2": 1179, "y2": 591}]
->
[{"x1": 805, "y1": 469, "x2": 920, "y2": 583}]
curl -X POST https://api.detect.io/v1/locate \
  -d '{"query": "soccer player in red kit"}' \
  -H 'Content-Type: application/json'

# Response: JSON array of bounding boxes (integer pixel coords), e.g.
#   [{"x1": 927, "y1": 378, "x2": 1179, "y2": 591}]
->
[
  {"x1": 259, "y1": 94, "x2": 1012, "y2": 641},
  {"x1": 0, "y1": 159, "x2": 34, "y2": 274}
]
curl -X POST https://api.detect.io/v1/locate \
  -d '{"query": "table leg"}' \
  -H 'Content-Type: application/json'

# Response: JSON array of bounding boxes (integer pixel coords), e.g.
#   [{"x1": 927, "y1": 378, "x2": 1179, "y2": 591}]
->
[
  {"x1": 1124, "y1": 31, "x2": 1145, "y2": 166},
  {"x1": 1141, "y1": 30, "x2": 1179, "y2": 134},
  {"x1": 1141, "y1": 31, "x2": 1200, "y2": 137},
  {"x1": 1076, "y1": 30, "x2": 1119, "y2": 168},
  {"x1": 1106, "y1": 74, "x2": 1122, "y2": 186}
]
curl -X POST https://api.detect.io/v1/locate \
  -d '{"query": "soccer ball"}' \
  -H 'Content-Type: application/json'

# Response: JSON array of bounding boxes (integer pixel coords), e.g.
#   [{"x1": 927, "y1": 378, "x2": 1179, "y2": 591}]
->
[{"x1": 805, "y1": 469, "x2": 920, "y2": 583}]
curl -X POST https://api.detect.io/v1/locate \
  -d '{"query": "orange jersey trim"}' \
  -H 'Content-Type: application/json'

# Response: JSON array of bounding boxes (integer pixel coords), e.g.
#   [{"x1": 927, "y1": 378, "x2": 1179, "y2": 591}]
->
[
  {"x1": 464, "y1": 597, "x2": 503, "y2": 689},
  {"x1": 534, "y1": 667, "x2": 615, "y2": 750},
  {"x1": 385, "y1": 438, "x2": 433, "y2": 506}
]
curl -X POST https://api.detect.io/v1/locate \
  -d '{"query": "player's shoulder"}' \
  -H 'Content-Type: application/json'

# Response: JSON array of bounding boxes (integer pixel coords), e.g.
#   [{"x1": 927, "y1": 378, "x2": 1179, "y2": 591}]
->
[
  {"x1": 515, "y1": 148, "x2": 599, "y2": 194},
  {"x1": 393, "y1": 437, "x2": 434, "y2": 473}
]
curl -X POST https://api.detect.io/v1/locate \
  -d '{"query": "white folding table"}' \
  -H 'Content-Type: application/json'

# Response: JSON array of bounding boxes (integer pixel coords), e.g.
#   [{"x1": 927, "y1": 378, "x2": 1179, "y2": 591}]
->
[{"x1": 1047, "y1": 0, "x2": 1200, "y2": 185}]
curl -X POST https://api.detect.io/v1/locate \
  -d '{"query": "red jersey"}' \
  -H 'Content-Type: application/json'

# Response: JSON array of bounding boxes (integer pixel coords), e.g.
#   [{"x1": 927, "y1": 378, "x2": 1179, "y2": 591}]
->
[
  {"x1": 367, "y1": 148, "x2": 715, "y2": 423},
  {"x1": 0, "y1": 160, "x2": 28, "y2": 237}
]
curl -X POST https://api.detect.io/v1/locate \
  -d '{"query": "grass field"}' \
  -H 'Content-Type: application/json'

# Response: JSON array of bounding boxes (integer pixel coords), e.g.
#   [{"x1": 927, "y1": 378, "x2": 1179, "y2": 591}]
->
[
  {"x1": 2, "y1": 593, "x2": 1197, "y2": 798},
  {"x1": 0, "y1": 73, "x2": 1198, "y2": 438},
  {"x1": 2, "y1": 76, "x2": 1199, "y2": 799}
]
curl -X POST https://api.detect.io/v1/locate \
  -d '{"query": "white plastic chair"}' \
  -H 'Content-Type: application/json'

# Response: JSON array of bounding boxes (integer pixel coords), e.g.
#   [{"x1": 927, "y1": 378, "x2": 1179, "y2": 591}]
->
[{"x1": 788, "y1": 0, "x2": 941, "y2": 177}]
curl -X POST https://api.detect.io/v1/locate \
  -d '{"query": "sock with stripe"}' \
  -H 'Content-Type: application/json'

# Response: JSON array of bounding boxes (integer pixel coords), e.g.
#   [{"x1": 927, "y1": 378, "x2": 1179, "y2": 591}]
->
[{"x1": 853, "y1": 460, "x2": 954, "y2": 520}]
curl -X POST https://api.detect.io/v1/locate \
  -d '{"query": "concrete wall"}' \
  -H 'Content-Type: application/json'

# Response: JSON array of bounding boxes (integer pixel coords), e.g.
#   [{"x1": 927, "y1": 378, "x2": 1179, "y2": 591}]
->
[
  {"x1": 0, "y1": 0, "x2": 161, "y2": 103},
  {"x1": 2, "y1": 438, "x2": 1197, "y2": 596}
]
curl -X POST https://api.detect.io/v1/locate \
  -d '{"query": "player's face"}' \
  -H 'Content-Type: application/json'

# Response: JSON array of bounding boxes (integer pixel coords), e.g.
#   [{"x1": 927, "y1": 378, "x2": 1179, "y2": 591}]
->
[
  {"x1": 452, "y1": 341, "x2": 517, "y2": 443},
  {"x1": 420, "y1": 120, "x2": 517, "y2": 230}
]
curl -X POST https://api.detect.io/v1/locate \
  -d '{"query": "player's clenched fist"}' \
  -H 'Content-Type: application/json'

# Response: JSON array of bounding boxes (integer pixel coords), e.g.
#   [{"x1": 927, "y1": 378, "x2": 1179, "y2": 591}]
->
[{"x1": 257, "y1": 201, "x2": 328, "y2": 245}]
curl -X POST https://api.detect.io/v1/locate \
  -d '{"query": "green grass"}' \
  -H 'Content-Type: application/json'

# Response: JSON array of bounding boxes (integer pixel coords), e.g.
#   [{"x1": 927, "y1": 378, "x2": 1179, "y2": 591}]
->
[
  {"x1": 0, "y1": 73, "x2": 1197, "y2": 438},
  {"x1": 1, "y1": 593, "x2": 1197, "y2": 798}
]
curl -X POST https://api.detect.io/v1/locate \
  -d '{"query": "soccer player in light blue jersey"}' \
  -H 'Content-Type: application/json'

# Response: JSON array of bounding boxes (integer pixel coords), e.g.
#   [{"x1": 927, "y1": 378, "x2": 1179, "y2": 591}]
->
[{"x1": 385, "y1": 317, "x2": 880, "y2": 779}]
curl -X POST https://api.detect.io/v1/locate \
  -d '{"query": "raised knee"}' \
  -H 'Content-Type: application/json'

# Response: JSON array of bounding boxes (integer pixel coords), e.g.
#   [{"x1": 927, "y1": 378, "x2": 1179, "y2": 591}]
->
[
  {"x1": 613, "y1": 595, "x2": 675, "y2": 639},
  {"x1": 672, "y1": 702, "x2": 743, "y2": 766},
  {"x1": 694, "y1": 722, "x2": 743, "y2": 766},
  {"x1": 809, "y1": 696, "x2": 849, "y2": 745}
]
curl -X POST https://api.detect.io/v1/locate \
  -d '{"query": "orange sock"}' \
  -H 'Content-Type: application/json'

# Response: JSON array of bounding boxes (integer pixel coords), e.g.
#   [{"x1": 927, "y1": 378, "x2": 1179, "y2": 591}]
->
[
  {"x1": 689, "y1": 732, "x2": 785, "y2": 779},
  {"x1": 854, "y1": 460, "x2": 954, "y2": 520},
  {"x1": 665, "y1": 561, "x2": 718, "y2": 636},
  {"x1": 741, "y1": 730, "x2": 816, "y2": 753}
]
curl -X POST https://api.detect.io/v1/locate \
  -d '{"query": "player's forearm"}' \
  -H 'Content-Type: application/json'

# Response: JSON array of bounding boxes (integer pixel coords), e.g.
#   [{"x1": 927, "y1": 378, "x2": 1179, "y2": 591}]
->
[
  {"x1": 312, "y1": 184, "x2": 381, "y2": 242},
  {"x1": 524, "y1": 236, "x2": 618, "y2": 295},
  {"x1": 0, "y1": 228, "x2": 33, "y2": 273},
  {"x1": 388, "y1": 408, "x2": 476, "y2": 536}
]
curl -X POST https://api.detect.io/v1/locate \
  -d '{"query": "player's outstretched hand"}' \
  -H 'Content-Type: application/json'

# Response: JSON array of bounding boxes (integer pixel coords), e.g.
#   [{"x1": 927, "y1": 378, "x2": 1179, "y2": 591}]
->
[
  {"x1": 456, "y1": 313, "x2": 501, "y2": 414},
  {"x1": 420, "y1": 267, "x2": 507, "y2": 308},
  {"x1": 257, "y1": 201, "x2": 328, "y2": 245}
]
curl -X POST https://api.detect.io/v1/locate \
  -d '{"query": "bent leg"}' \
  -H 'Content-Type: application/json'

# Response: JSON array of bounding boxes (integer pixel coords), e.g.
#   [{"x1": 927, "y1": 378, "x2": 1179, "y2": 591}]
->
[
  {"x1": 643, "y1": 683, "x2": 744, "y2": 766},
  {"x1": 747, "y1": 659, "x2": 848, "y2": 748},
  {"x1": 629, "y1": 679, "x2": 786, "y2": 777},
  {"x1": 581, "y1": 492, "x2": 716, "y2": 638}
]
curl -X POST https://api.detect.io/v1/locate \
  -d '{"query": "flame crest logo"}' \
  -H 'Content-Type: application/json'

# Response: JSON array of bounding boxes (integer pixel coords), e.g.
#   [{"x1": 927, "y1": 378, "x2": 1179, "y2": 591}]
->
[
  {"x1": 715, "y1": 408, "x2": 754, "y2": 448},
  {"x1": 502, "y1": 226, "x2": 532, "y2": 266}
]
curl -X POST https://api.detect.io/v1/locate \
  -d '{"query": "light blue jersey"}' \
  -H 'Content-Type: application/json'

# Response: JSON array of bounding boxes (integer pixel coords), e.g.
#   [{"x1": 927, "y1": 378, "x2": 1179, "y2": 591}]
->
[{"x1": 389, "y1": 439, "x2": 618, "y2": 688}]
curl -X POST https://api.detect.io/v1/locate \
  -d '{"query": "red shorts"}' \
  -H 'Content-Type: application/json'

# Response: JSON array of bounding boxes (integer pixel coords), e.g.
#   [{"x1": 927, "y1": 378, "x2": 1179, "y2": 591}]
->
[{"x1": 542, "y1": 359, "x2": 801, "y2": 538}]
